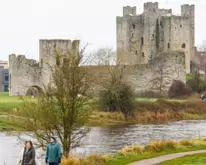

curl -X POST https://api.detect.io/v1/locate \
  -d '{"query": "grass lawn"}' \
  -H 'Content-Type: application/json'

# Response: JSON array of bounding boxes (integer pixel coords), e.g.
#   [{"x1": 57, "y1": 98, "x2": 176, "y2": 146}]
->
[
  {"x1": 0, "y1": 92, "x2": 23, "y2": 109},
  {"x1": 160, "y1": 153, "x2": 206, "y2": 165}
]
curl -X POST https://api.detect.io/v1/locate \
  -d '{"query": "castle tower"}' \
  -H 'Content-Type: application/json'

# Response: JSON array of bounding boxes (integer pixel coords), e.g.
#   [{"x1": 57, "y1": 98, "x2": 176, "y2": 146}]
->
[
  {"x1": 117, "y1": 2, "x2": 160, "y2": 65},
  {"x1": 39, "y1": 39, "x2": 80, "y2": 85},
  {"x1": 116, "y1": 2, "x2": 195, "y2": 74},
  {"x1": 143, "y1": 2, "x2": 159, "y2": 63},
  {"x1": 181, "y1": 4, "x2": 195, "y2": 59}
]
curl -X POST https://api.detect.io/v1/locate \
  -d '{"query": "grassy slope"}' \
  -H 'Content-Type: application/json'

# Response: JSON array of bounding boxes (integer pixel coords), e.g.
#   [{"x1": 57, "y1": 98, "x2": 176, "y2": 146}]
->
[
  {"x1": 104, "y1": 141, "x2": 206, "y2": 165},
  {"x1": 61, "y1": 140, "x2": 206, "y2": 165},
  {"x1": 160, "y1": 153, "x2": 206, "y2": 165}
]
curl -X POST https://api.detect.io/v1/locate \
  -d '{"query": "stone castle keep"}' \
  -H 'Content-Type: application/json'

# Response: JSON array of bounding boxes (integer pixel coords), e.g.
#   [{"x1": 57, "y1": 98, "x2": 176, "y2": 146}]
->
[
  {"x1": 9, "y1": 2, "x2": 194, "y2": 96},
  {"x1": 117, "y1": 2, "x2": 195, "y2": 74}
]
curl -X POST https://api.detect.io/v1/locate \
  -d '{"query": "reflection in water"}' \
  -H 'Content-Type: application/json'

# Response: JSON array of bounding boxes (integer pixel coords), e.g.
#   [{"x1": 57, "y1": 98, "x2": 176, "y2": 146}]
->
[{"x1": 1, "y1": 120, "x2": 206, "y2": 165}]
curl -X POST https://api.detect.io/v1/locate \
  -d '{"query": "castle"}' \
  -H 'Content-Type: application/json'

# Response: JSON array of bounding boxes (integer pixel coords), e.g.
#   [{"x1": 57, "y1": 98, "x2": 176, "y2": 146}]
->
[
  {"x1": 117, "y1": 2, "x2": 195, "y2": 74},
  {"x1": 9, "y1": 2, "x2": 194, "y2": 96}
]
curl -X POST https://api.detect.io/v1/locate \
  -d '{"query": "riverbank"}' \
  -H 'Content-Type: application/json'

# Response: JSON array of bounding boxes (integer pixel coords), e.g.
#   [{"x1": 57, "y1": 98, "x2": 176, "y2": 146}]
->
[
  {"x1": 61, "y1": 139, "x2": 206, "y2": 165},
  {"x1": 89, "y1": 99, "x2": 206, "y2": 127},
  {"x1": 1, "y1": 92, "x2": 206, "y2": 130}
]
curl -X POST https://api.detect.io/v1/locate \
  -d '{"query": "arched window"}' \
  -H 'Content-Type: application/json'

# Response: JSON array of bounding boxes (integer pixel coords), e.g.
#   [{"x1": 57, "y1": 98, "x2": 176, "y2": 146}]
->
[
  {"x1": 182, "y1": 43, "x2": 186, "y2": 48},
  {"x1": 142, "y1": 52, "x2": 145, "y2": 57}
]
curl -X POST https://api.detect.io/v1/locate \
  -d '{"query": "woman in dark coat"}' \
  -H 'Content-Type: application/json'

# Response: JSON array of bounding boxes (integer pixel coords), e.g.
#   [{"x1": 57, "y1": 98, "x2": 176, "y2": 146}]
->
[{"x1": 17, "y1": 140, "x2": 36, "y2": 165}]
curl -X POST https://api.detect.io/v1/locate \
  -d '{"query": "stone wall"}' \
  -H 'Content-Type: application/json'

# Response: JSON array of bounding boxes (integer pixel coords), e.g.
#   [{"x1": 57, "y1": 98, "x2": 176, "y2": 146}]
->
[
  {"x1": 39, "y1": 39, "x2": 80, "y2": 85},
  {"x1": 9, "y1": 47, "x2": 185, "y2": 96},
  {"x1": 9, "y1": 40, "x2": 80, "y2": 96},
  {"x1": 88, "y1": 51, "x2": 185, "y2": 96},
  {"x1": 9, "y1": 54, "x2": 42, "y2": 96},
  {"x1": 161, "y1": 15, "x2": 193, "y2": 74}
]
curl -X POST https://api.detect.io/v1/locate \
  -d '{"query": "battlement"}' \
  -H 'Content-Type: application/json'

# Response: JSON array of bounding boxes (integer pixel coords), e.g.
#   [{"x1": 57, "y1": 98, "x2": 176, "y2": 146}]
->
[
  {"x1": 159, "y1": 9, "x2": 172, "y2": 15},
  {"x1": 39, "y1": 39, "x2": 79, "y2": 53},
  {"x1": 144, "y1": 2, "x2": 158, "y2": 12},
  {"x1": 9, "y1": 54, "x2": 40, "y2": 71},
  {"x1": 123, "y1": 6, "x2": 136, "y2": 16},
  {"x1": 181, "y1": 4, "x2": 195, "y2": 17}
]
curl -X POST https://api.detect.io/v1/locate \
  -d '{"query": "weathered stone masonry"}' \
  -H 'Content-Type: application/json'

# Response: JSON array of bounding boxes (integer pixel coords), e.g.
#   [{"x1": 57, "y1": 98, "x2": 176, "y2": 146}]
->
[
  {"x1": 9, "y1": 40, "x2": 80, "y2": 96},
  {"x1": 117, "y1": 2, "x2": 195, "y2": 74},
  {"x1": 9, "y1": 39, "x2": 185, "y2": 96},
  {"x1": 88, "y1": 51, "x2": 186, "y2": 95}
]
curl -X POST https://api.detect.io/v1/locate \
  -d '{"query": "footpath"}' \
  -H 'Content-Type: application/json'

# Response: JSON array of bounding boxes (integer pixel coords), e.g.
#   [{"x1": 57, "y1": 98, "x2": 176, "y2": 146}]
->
[{"x1": 129, "y1": 150, "x2": 206, "y2": 165}]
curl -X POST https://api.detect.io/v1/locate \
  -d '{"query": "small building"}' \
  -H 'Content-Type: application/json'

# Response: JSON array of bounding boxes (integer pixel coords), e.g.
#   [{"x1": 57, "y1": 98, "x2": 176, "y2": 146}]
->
[{"x1": 0, "y1": 61, "x2": 9, "y2": 92}]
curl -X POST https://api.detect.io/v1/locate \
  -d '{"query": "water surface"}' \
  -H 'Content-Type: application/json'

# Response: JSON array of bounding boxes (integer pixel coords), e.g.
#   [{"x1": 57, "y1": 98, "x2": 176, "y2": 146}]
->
[{"x1": 1, "y1": 120, "x2": 206, "y2": 165}]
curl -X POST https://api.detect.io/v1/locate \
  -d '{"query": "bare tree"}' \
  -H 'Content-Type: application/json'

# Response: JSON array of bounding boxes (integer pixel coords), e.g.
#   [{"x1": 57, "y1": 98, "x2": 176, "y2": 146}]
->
[
  {"x1": 149, "y1": 55, "x2": 173, "y2": 95},
  {"x1": 85, "y1": 47, "x2": 116, "y2": 66},
  {"x1": 90, "y1": 49, "x2": 135, "y2": 120},
  {"x1": 190, "y1": 53, "x2": 206, "y2": 78},
  {"x1": 13, "y1": 48, "x2": 93, "y2": 158},
  {"x1": 198, "y1": 40, "x2": 206, "y2": 51}
]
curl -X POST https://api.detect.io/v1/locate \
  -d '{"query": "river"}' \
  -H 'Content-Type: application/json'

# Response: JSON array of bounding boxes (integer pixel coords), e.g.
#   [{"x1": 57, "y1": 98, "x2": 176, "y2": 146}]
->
[{"x1": 1, "y1": 120, "x2": 206, "y2": 165}]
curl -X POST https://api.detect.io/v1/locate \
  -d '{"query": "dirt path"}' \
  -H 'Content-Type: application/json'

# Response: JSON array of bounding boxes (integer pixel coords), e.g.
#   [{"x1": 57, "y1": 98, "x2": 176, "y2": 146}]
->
[
  {"x1": 129, "y1": 150, "x2": 206, "y2": 165},
  {"x1": 0, "y1": 114, "x2": 25, "y2": 119}
]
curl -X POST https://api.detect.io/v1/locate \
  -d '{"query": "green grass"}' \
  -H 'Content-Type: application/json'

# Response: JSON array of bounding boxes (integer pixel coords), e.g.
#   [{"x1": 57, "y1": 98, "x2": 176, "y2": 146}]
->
[
  {"x1": 62, "y1": 140, "x2": 206, "y2": 165},
  {"x1": 0, "y1": 92, "x2": 24, "y2": 131},
  {"x1": 0, "y1": 92, "x2": 23, "y2": 108},
  {"x1": 160, "y1": 153, "x2": 206, "y2": 165},
  {"x1": 0, "y1": 115, "x2": 23, "y2": 131},
  {"x1": 103, "y1": 140, "x2": 206, "y2": 165},
  {"x1": 104, "y1": 148, "x2": 206, "y2": 165}
]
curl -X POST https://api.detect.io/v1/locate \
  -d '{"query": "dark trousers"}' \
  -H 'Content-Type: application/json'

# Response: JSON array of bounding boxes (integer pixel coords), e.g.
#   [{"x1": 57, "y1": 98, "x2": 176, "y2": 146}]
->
[{"x1": 49, "y1": 163, "x2": 59, "y2": 165}]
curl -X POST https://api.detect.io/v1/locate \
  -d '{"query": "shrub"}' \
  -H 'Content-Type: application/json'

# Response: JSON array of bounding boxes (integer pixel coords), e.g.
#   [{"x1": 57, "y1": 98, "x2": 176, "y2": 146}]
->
[
  {"x1": 186, "y1": 74, "x2": 206, "y2": 93},
  {"x1": 145, "y1": 141, "x2": 177, "y2": 153},
  {"x1": 180, "y1": 140, "x2": 193, "y2": 146},
  {"x1": 118, "y1": 146, "x2": 144, "y2": 156},
  {"x1": 99, "y1": 83, "x2": 135, "y2": 120},
  {"x1": 62, "y1": 156, "x2": 80, "y2": 165},
  {"x1": 168, "y1": 80, "x2": 192, "y2": 98}
]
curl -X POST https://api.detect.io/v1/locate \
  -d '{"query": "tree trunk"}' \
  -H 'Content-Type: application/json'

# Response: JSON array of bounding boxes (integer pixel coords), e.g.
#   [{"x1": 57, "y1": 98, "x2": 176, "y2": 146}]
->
[{"x1": 63, "y1": 146, "x2": 70, "y2": 158}]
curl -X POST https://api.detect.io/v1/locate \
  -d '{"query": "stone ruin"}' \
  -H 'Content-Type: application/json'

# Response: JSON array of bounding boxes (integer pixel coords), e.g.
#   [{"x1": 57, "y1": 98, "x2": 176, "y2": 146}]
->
[{"x1": 9, "y1": 2, "x2": 193, "y2": 96}]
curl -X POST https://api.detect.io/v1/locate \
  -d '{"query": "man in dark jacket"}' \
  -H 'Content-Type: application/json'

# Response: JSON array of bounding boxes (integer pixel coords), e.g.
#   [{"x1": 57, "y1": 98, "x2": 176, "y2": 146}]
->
[
  {"x1": 45, "y1": 136, "x2": 62, "y2": 165},
  {"x1": 22, "y1": 140, "x2": 36, "y2": 165}
]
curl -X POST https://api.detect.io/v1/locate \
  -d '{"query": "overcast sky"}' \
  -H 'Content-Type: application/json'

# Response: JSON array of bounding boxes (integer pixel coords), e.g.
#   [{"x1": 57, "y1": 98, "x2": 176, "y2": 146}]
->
[{"x1": 0, "y1": 0, "x2": 205, "y2": 61}]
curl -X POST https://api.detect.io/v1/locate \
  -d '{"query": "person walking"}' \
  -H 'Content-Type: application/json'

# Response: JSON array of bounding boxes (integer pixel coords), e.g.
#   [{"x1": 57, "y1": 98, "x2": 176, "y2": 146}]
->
[
  {"x1": 16, "y1": 140, "x2": 36, "y2": 165},
  {"x1": 45, "y1": 136, "x2": 62, "y2": 165}
]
